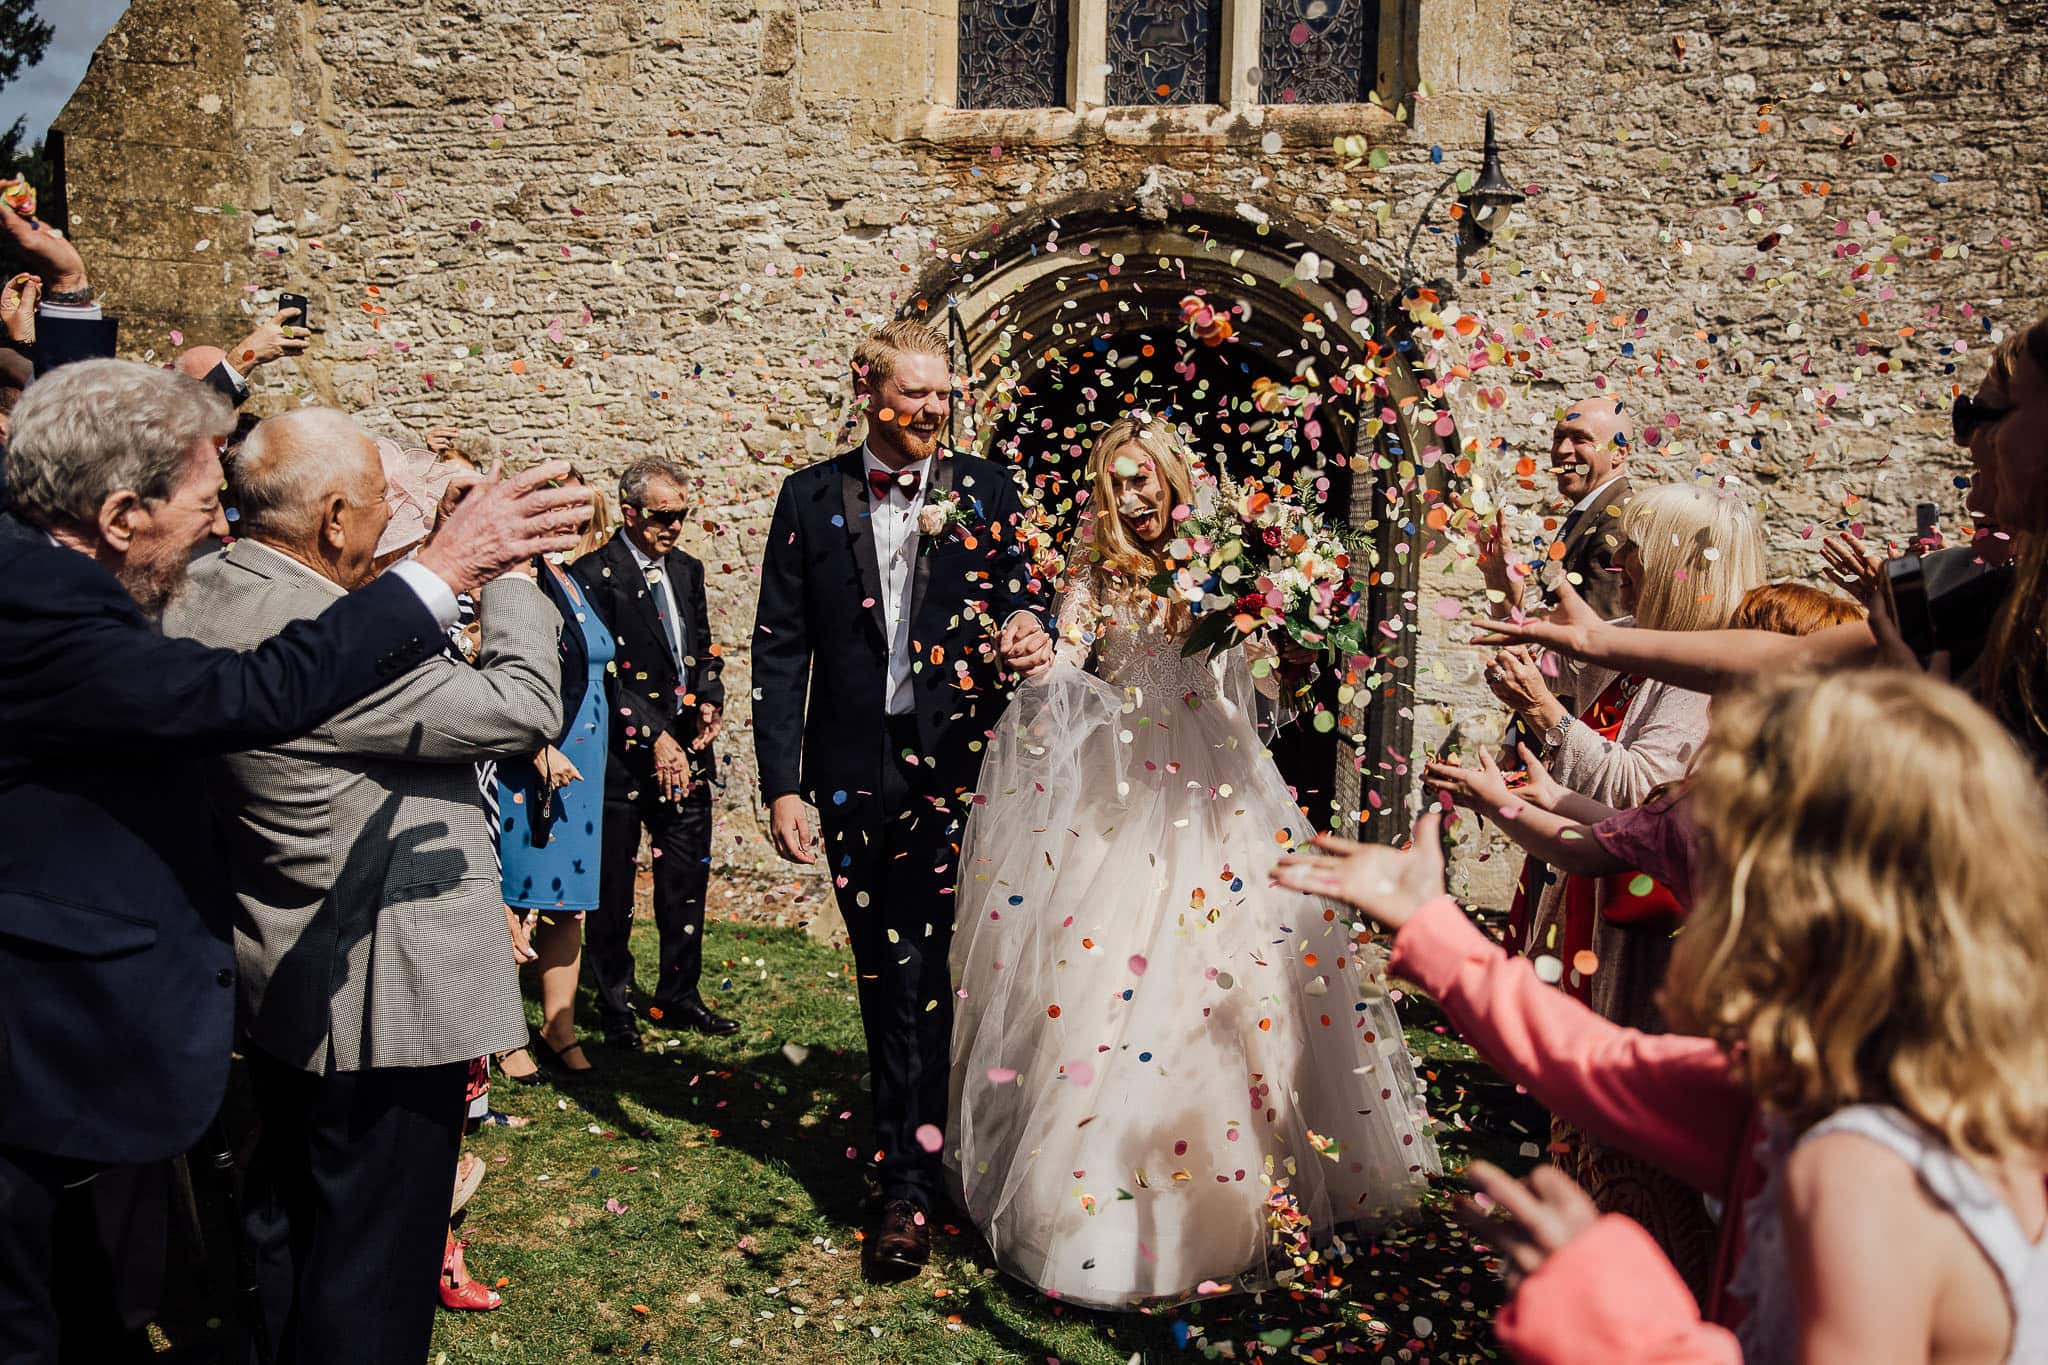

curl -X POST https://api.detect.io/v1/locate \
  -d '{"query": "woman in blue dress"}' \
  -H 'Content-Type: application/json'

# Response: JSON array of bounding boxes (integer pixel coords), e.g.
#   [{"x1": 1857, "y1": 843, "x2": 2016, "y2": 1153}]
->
[{"x1": 497, "y1": 478, "x2": 615, "y2": 1079}]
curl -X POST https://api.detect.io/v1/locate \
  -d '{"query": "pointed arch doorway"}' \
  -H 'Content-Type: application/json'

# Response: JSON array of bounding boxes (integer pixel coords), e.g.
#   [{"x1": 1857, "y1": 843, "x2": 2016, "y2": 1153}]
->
[{"x1": 911, "y1": 197, "x2": 1434, "y2": 839}]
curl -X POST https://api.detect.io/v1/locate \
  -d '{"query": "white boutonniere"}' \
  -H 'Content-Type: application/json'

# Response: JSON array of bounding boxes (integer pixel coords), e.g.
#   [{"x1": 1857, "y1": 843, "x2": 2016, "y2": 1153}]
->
[{"x1": 917, "y1": 489, "x2": 972, "y2": 543}]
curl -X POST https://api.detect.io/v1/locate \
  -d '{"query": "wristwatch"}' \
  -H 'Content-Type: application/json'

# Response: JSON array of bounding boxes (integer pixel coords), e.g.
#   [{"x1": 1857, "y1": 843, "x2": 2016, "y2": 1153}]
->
[{"x1": 1540, "y1": 717, "x2": 1571, "y2": 752}]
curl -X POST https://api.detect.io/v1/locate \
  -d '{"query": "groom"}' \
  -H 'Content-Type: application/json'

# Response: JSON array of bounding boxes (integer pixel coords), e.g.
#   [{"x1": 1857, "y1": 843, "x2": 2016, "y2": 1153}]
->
[{"x1": 752, "y1": 319, "x2": 1052, "y2": 1278}]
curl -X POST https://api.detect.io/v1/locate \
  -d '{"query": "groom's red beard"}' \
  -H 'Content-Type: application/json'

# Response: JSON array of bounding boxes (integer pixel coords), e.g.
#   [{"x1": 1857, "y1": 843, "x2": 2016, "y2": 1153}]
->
[{"x1": 889, "y1": 418, "x2": 944, "y2": 461}]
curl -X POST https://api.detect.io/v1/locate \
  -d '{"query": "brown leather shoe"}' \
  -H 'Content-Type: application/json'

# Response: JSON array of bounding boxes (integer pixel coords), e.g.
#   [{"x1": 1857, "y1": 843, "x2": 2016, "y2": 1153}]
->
[{"x1": 864, "y1": 1198, "x2": 929, "y2": 1280}]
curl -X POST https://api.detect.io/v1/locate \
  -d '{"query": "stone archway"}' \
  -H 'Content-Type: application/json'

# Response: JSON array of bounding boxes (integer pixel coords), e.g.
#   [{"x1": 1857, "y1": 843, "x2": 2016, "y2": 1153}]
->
[{"x1": 909, "y1": 195, "x2": 1436, "y2": 837}]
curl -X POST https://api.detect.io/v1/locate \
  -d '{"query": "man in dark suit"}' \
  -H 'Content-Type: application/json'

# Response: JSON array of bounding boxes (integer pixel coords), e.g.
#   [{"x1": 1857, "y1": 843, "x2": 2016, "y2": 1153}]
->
[
  {"x1": 1476, "y1": 394, "x2": 1635, "y2": 623},
  {"x1": 0, "y1": 359, "x2": 590, "y2": 1360},
  {"x1": 752, "y1": 320, "x2": 1053, "y2": 1278},
  {"x1": 572, "y1": 457, "x2": 733, "y2": 1043}
]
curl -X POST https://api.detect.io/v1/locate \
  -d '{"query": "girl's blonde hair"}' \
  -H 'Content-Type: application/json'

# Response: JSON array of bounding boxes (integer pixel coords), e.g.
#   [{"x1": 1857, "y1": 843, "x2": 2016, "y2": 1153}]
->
[
  {"x1": 1619, "y1": 480, "x2": 1767, "y2": 633},
  {"x1": 1082, "y1": 413, "x2": 1198, "y2": 589},
  {"x1": 574, "y1": 475, "x2": 615, "y2": 561},
  {"x1": 1664, "y1": 669, "x2": 2048, "y2": 1159}
]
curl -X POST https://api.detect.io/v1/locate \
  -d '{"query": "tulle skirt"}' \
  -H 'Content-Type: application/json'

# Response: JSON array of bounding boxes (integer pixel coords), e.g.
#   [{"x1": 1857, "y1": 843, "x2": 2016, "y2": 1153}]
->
[{"x1": 946, "y1": 660, "x2": 1441, "y2": 1310}]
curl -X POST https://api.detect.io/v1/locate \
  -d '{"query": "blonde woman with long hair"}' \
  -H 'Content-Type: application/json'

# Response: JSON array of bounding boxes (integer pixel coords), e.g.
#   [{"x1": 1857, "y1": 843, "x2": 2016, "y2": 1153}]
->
[
  {"x1": 494, "y1": 465, "x2": 616, "y2": 1084},
  {"x1": 946, "y1": 413, "x2": 1440, "y2": 1310},
  {"x1": 1279, "y1": 668, "x2": 2048, "y2": 1363}
]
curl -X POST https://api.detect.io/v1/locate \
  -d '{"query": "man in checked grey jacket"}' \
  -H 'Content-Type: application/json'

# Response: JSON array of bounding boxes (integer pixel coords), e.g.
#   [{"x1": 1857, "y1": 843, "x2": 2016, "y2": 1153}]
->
[{"x1": 164, "y1": 408, "x2": 559, "y2": 1365}]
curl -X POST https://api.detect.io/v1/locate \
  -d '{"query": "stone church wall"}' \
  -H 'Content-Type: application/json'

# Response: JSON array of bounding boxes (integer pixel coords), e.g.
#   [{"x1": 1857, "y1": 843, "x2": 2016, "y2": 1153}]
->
[{"x1": 56, "y1": 0, "x2": 2048, "y2": 909}]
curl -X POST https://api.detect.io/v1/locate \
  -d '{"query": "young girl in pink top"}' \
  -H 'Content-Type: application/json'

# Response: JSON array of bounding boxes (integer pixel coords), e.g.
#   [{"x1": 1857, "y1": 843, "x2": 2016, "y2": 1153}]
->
[{"x1": 1276, "y1": 669, "x2": 2048, "y2": 1364}]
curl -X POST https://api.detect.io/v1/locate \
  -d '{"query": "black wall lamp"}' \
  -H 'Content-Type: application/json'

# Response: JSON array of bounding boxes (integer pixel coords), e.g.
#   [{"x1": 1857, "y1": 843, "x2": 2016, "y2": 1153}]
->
[{"x1": 1376, "y1": 109, "x2": 1524, "y2": 346}]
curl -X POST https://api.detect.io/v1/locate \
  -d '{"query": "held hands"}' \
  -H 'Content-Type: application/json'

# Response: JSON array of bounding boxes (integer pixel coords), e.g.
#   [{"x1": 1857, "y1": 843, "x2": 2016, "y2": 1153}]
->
[
  {"x1": 652, "y1": 731, "x2": 692, "y2": 803},
  {"x1": 532, "y1": 744, "x2": 583, "y2": 790},
  {"x1": 1, "y1": 272, "x2": 39, "y2": 344},
  {"x1": 1270, "y1": 810, "x2": 1447, "y2": 931},
  {"x1": 412, "y1": 460, "x2": 591, "y2": 597},
  {"x1": 1483, "y1": 647, "x2": 1557, "y2": 720},
  {"x1": 1454, "y1": 1161, "x2": 1602, "y2": 1292},
  {"x1": 0, "y1": 192, "x2": 87, "y2": 294},
  {"x1": 768, "y1": 793, "x2": 816, "y2": 865},
  {"x1": 998, "y1": 612, "x2": 1055, "y2": 679},
  {"x1": 691, "y1": 703, "x2": 722, "y2": 751},
  {"x1": 230, "y1": 308, "x2": 309, "y2": 371}
]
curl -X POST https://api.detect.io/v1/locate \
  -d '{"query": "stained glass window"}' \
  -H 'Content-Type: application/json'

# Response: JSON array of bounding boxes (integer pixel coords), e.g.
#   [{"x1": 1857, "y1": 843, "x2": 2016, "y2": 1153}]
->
[
  {"x1": 959, "y1": 0, "x2": 1071, "y2": 110},
  {"x1": 1106, "y1": 0, "x2": 1223, "y2": 106},
  {"x1": 1259, "y1": 0, "x2": 1377, "y2": 104}
]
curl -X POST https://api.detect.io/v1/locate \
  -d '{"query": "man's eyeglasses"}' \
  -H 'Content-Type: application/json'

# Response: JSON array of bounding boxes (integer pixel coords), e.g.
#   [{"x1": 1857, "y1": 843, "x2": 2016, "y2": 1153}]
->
[
  {"x1": 1953, "y1": 394, "x2": 2013, "y2": 445},
  {"x1": 629, "y1": 505, "x2": 686, "y2": 527}
]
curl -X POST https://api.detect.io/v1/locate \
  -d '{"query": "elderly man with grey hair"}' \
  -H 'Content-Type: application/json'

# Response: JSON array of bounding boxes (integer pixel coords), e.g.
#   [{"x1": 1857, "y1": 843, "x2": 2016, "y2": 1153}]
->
[
  {"x1": 163, "y1": 406, "x2": 564, "y2": 1365},
  {"x1": 0, "y1": 360, "x2": 588, "y2": 1361}
]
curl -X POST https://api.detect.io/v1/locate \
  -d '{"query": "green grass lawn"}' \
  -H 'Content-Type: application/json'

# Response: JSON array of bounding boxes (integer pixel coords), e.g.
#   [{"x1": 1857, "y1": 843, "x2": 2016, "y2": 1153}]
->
[{"x1": 428, "y1": 914, "x2": 1541, "y2": 1364}]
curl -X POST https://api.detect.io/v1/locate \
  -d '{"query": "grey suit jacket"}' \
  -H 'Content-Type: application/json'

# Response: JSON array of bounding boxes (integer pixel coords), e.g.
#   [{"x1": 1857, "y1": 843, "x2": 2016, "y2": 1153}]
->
[{"x1": 164, "y1": 541, "x2": 560, "y2": 1073}]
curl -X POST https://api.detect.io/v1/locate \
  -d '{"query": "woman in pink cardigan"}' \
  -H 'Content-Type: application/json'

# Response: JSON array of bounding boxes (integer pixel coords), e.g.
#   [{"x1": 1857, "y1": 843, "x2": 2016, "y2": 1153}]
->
[{"x1": 1277, "y1": 669, "x2": 2048, "y2": 1364}]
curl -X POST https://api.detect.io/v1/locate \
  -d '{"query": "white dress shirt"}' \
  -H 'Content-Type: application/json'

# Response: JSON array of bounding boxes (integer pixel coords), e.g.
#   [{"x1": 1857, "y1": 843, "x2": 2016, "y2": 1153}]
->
[
  {"x1": 862, "y1": 444, "x2": 927, "y2": 716},
  {"x1": 626, "y1": 535, "x2": 684, "y2": 663},
  {"x1": 1568, "y1": 474, "x2": 1625, "y2": 520}
]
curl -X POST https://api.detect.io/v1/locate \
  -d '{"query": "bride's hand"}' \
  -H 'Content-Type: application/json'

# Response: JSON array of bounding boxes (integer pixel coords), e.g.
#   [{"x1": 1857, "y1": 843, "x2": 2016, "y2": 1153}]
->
[{"x1": 1271, "y1": 811, "x2": 1446, "y2": 929}]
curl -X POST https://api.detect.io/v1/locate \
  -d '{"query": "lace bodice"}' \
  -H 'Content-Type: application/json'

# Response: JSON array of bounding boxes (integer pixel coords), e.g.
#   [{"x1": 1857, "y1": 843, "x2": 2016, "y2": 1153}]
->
[{"x1": 1053, "y1": 566, "x2": 1277, "y2": 706}]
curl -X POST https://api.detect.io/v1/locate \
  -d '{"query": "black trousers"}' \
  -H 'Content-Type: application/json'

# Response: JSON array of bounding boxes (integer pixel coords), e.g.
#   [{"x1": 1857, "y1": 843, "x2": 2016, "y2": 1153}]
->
[
  {"x1": 0, "y1": 1148, "x2": 155, "y2": 1365},
  {"x1": 239, "y1": 1051, "x2": 466, "y2": 1365},
  {"x1": 818, "y1": 713, "x2": 965, "y2": 1208},
  {"x1": 590, "y1": 781, "x2": 714, "y2": 1034}
]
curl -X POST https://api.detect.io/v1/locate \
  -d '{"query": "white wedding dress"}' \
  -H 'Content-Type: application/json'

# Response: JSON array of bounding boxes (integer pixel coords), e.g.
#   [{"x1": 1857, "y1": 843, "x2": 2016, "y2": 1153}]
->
[{"x1": 946, "y1": 567, "x2": 1441, "y2": 1310}]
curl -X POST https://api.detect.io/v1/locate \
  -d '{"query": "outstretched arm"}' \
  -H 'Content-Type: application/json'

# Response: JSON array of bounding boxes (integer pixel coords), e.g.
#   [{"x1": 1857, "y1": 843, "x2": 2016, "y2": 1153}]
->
[
  {"x1": 1424, "y1": 748, "x2": 1630, "y2": 878},
  {"x1": 1477, "y1": 579, "x2": 1879, "y2": 694}
]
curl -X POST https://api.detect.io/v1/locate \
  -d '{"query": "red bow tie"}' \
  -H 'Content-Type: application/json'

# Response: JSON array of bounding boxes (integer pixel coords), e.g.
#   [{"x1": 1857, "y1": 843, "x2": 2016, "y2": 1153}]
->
[{"x1": 867, "y1": 468, "x2": 922, "y2": 501}]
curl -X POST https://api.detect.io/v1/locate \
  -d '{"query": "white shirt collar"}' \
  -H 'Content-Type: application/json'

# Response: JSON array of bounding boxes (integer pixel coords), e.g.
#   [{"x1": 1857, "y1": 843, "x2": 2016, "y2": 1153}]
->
[
  {"x1": 624, "y1": 534, "x2": 663, "y2": 573},
  {"x1": 1570, "y1": 474, "x2": 1625, "y2": 517}
]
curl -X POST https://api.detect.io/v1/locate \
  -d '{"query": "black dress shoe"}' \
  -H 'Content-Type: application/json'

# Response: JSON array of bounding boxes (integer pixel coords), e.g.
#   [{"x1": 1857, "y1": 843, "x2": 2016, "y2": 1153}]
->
[
  {"x1": 663, "y1": 1002, "x2": 740, "y2": 1037},
  {"x1": 601, "y1": 1028, "x2": 641, "y2": 1052},
  {"x1": 864, "y1": 1198, "x2": 929, "y2": 1280}
]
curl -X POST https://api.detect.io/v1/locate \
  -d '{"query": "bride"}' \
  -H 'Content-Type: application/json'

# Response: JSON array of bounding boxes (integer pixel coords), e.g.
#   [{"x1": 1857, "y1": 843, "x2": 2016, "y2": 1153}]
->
[{"x1": 945, "y1": 414, "x2": 1440, "y2": 1310}]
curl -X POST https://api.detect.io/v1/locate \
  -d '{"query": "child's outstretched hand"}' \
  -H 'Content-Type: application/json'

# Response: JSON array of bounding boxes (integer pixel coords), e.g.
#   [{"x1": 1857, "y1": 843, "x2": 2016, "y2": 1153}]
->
[
  {"x1": 1454, "y1": 1159, "x2": 1601, "y2": 1291},
  {"x1": 1271, "y1": 810, "x2": 1446, "y2": 929}
]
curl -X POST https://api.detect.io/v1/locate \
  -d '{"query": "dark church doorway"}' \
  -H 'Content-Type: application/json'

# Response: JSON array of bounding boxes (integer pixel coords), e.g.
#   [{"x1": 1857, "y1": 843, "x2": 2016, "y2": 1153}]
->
[
  {"x1": 913, "y1": 197, "x2": 1434, "y2": 838},
  {"x1": 971, "y1": 317, "x2": 1354, "y2": 833}
]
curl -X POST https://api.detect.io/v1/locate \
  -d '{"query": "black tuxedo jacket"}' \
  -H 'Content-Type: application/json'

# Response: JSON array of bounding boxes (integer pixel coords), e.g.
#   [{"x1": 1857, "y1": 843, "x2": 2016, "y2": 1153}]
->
[
  {"x1": 571, "y1": 532, "x2": 724, "y2": 801},
  {"x1": 750, "y1": 449, "x2": 1046, "y2": 809},
  {"x1": 0, "y1": 516, "x2": 445, "y2": 1164}
]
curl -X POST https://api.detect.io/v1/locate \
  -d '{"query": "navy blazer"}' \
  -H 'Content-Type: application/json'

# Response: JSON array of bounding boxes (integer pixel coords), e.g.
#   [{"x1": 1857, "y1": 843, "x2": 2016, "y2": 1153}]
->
[
  {"x1": 0, "y1": 518, "x2": 446, "y2": 1163},
  {"x1": 571, "y1": 532, "x2": 725, "y2": 801},
  {"x1": 749, "y1": 449, "x2": 1046, "y2": 809},
  {"x1": 30, "y1": 312, "x2": 120, "y2": 377}
]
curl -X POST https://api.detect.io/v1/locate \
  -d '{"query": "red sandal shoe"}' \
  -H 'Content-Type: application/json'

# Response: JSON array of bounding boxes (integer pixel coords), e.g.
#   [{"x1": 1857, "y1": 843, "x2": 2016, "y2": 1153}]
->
[{"x1": 439, "y1": 1235, "x2": 503, "y2": 1311}]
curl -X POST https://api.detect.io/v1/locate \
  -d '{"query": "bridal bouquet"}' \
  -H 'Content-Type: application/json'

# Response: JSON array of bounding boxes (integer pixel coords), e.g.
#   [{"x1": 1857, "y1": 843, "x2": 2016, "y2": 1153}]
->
[{"x1": 1147, "y1": 475, "x2": 1370, "y2": 664}]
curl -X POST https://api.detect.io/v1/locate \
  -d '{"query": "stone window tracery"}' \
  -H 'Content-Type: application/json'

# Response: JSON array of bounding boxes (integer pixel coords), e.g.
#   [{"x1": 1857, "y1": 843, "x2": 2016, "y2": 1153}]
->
[
  {"x1": 1258, "y1": 0, "x2": 1376, "y2": 104},
  {"x1": 958, "y1": 0, "x2": 1072, "y2": 111},
  {"x1": 1105, "y1": 0, "x2": 1224, "y2": 105}
]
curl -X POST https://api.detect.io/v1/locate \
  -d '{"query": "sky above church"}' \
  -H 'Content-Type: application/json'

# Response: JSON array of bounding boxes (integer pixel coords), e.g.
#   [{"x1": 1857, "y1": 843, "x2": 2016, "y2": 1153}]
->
[{"x1": 1, "y1": 0, "x2": 129, "y2": 145}]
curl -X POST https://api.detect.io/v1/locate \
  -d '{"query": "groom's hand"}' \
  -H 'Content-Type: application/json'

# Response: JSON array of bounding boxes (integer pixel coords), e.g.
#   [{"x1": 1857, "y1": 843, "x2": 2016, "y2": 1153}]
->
[
  {"x1": 998, "y1": 612, "x2": 1054, "y2": 679},
  {"x1": 769, "y1": 793, "x2": 816, "y2": 864}
]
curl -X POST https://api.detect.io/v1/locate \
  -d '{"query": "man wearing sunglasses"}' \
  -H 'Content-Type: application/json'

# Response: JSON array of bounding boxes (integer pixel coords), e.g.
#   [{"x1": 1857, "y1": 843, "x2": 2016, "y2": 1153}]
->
[{"x1": 572, "y1": 458, "x2": 735, "y2": 1046}]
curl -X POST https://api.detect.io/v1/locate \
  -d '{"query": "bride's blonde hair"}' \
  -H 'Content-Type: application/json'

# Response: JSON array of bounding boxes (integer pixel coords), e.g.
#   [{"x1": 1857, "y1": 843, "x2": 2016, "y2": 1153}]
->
[
  {"x1": 1664, "y1": 669, "x2": 2048, "y2": 1158},
  {"x1": 1081, "y1": 413, "x2": 1198, "y2": 591}
]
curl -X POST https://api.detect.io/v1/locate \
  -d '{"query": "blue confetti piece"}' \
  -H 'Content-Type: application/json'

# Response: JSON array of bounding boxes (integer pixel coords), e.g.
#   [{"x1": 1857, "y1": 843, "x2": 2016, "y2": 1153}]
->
[
  {"x1": 832, "y1": 790, "x2": 848, "y2": 805},
  {"x1": 830, "y1": 514, "x2": 845, "y2": 527},
  {"x1": 1429, "y1": 145, "x2": 1443, "y2": 163},
  {"x1": 1008, "y1": 894, "x2": 1024, "y2": 905},
  {"x1": 1139, "y1": 1051, "x2": 1152, "y2": 1062}
]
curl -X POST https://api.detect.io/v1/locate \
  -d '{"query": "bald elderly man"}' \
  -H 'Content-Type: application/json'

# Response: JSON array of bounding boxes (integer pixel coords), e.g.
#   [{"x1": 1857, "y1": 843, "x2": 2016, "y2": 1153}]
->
[
  {"x1": 163, "y1": 408, "x2": 560, "y2": 1365},
  {"x1": 1477, "y1": 394, "x2": 1636, "y2": 622},
  {"x1": 174, "y1": 306, "x2": 307, "y2": 407}
]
